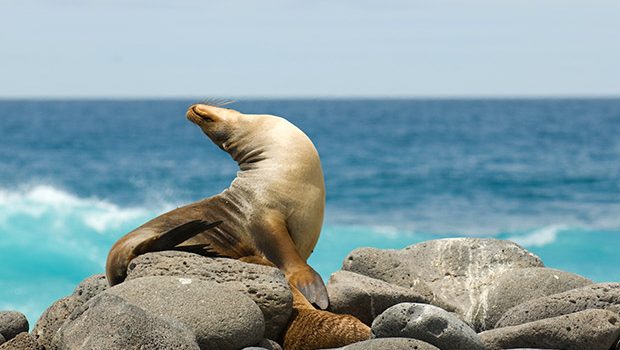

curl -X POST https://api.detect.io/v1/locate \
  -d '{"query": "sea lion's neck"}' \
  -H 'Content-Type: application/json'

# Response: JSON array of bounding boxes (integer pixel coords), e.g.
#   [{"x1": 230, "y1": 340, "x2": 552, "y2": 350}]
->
[{"x1": 222, "y1": 131, "x2": 277, "y2": 172}]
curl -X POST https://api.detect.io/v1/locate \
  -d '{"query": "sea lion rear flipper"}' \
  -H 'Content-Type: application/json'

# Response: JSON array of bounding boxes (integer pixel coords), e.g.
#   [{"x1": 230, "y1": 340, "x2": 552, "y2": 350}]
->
[{"x1": 136, "y1": 220, "x2": 222, "y2": 253}]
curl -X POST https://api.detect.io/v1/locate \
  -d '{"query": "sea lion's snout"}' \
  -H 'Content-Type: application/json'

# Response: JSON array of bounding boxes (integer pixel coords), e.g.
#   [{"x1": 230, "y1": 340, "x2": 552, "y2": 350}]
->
[{"x1": 187, "y1": 104, "x2": 217, "y2": 125}]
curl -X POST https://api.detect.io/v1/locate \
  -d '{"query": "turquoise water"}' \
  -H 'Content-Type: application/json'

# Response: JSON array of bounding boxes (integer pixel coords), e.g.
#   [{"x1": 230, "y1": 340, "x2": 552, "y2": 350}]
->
[{"x1": 1, "y1": 99, "x2": 619, "y2": 324}]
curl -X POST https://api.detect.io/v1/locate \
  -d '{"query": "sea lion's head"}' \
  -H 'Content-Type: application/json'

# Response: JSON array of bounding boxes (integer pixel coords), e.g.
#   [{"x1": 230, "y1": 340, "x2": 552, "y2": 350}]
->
[
  {"x1": 186, "y1": 103, "x2": 315, "y2": 168},
  {"x1": 187, "y1": 103, "x2": 276, "y2": 166},
  {"x1": 186, "y1": 103, "x2": 243, "y2": 147}
]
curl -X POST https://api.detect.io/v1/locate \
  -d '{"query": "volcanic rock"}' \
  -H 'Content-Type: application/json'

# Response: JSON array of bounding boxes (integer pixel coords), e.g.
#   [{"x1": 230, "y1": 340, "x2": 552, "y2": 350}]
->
[
  {"x1": 496, "y1": 282, "x2": 620, "y2": 328},
  {"x1": 472, "y1": 267, "x2": 592, "y2": 330},
  {"x1": 371, "y1": 302, "x2": 485, "y2": 350},
  {"x1": 479, "y1": 309, "x2": 620, "y2": 350},
  {"x1": 106, "y1": 275, "x2": 265, "y2": 350},
  {"x1": 126, "y1": 251, "x2": 292, "y2": 339},
  {"x1": 342, "y1": 238, "x2": 543, "y2": 325},
  {"x1": 326, "y1": 270, "x2": 438, "y2": 325}
]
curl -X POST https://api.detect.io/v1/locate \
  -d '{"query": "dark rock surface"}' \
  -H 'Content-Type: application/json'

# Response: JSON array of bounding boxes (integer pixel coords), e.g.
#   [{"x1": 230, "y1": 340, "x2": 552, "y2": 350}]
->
[
  {"x1": 472, "y1": 267, "x2": 592, "y2": 330},
  {"x1": 0, "y1": 333, "x2": 4, "y2": 346},
  {"x1": 325, "y1": 337, "x2": 441, "y2": 349},
  {"x1": 342, "y1": 238, "x2": 543, "y2": 325},
  {"x1": 32, "y1": 296, "x2": 83, "y2": 349},
  {"x1": 106, "y1": 275, "x2": 265, "y2": 350},
  {"x1": 326, "y1": 270, "x2": 437, "y2": 325},
  {"x1": 479, "y1": 309, "x2": 620, "y2": 350},
  {"x1": 72, "y1": 273, "x2": 109, "y2": 303},
  {"x1": 496, "y1": 282, "x2": 620, "y2": 328},
  {"x1": 53, "y1": 293, "x2": 200, "y2": 350},
  {"x1": 126, "y1": 251, "x2": 292, "y2": 339},
  {"x1": 0, "y1": 332, "x2": 42, "y2": 350},
  {"x1": 371, "y1": 302, "x2": 485, "y2": 350},
  {"x1": 0, "y1": 311, "x2": 29, "y2": 341}
]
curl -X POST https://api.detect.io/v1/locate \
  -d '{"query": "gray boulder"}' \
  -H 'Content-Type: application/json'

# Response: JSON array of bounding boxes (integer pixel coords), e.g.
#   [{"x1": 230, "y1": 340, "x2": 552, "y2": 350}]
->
[
  {"x1": 53, "y1": 293, "x2": 200, "y2": 350},
  {"x1": 496, "y1": 282, "x2": 620, "y2": 328},
  {"x1": 0, "y1": 332, "x2": 42, "y2": 350},
  {"x1": 126, "y1": 251, "x2": 292, "y2": 339},
  {"x1": 371, "y1": 302, "x2": 485, "y2": 350},
  {"x1": 0, "y1": 311, "x2": 29, "y2": 341},
  {"x1": 72, "y1": 273, "x2": 109, "y2": 303},
  {"x1": 325, "y1": 337, "x2": 440, "y2": 349},
  {"x1": 472, "y1": 267, "x2": 592, "y2": 330},
  {"x1": 327, "y1": 271, "x2": 439, "y2": 325},
  {"x1": 241, "y1": 339, "x2": 282, "y2": 350},
  {"x1": 479, "y1": 309, "x2": 620, "y2": 350},
  {"x1": 0, "y1": 333, "x2": 4, "y2": 346},
  {"x1": 256, "y1": 339, "x2": 282, "y2": 350},
  {"x1": 33, "y1": 296, "x2": 83, "y2": 349},
  {"x1": 106, "y1": 275, "x2": 265, "y2": 350},
  {"x1": 342, "y1": 238, "x2": 543, "y2": 325}
]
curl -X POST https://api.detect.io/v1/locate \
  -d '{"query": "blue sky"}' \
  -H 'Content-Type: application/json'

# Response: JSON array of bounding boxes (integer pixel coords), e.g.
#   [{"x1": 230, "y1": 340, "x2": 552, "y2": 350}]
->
[{"x1": 1, "y1": 0, "x2": 618, "y2": 98}]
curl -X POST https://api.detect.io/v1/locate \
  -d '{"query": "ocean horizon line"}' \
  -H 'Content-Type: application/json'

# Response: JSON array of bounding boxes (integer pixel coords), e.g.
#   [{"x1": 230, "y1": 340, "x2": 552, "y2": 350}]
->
[{"x1": 1, "y1": 95, "x2": 620, "y2": 102}]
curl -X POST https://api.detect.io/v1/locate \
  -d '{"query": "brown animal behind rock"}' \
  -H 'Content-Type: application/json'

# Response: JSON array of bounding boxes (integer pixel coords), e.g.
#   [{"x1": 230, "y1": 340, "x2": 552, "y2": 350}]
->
[
  {"x1": 283, "y1": 286, "x2": 371, "y2": 350},
  {"x1": 239, "y1": 256, "x2": 371, "y2": 349}
]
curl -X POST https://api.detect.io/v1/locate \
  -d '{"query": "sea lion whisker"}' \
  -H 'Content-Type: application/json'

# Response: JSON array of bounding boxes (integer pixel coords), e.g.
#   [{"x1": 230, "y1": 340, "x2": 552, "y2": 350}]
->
[{"x1": 201, "y1": 97, "x2": 236, "y2": 108}]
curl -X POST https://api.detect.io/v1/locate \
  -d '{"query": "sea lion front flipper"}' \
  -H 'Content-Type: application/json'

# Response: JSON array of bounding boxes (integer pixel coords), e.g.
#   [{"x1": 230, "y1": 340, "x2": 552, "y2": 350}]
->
[
  {"x1": 239, "y1": 255, "x2": 328, "y2": 310},
  {"x1": 255, "y1": 216, "x2": 330, "y2": 310},
  {"x1": 288, "y1": 266, "x2": 329, "y2": 310}
]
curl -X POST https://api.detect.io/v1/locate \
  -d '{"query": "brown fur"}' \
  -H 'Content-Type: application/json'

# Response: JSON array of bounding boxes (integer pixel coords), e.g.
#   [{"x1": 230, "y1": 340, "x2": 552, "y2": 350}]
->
[
  {"x1": 241, "y1": 256, "x2": 371, "y2": 350},
  {"x1": 283, "y1": 286, "x2": 371, "y2": 350}
]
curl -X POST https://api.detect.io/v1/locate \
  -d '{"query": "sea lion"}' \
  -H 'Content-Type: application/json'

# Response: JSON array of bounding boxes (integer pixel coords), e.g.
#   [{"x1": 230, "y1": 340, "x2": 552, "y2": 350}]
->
[{"x1": 105, "y1": 103, "x2": 329, "y2": 308}]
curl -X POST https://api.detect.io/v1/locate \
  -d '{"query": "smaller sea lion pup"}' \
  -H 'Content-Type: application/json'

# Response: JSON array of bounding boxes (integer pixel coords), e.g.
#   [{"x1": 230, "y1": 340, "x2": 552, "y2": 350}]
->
[{"x1": 106, "y1": 102, "x2": 329, "y2": 308}]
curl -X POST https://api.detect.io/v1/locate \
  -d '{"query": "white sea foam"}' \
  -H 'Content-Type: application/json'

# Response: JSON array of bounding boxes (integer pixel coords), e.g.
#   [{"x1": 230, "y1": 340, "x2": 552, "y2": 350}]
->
[
  {"x1": 507, "y1": 224, "x2": 567, "y2": 247},
  {"x1": 0, "y1": 185, "x2": 153, "y2": 233}
]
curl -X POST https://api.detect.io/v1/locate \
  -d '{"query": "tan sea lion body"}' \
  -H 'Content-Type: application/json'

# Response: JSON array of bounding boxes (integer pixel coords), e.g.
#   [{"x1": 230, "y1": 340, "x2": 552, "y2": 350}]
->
[{"x1": 106, "y1": 103, "x2": 328, "y2": 308}]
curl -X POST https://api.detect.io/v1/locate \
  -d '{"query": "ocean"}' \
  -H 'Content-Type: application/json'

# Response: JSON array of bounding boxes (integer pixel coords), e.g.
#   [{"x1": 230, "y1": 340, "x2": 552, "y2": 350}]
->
[{"x1": 1, "y1": 98, "x2": 619, "y2": 325}]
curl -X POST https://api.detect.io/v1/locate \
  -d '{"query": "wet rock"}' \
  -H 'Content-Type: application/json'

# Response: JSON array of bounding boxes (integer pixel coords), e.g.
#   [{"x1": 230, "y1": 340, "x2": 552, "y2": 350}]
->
[
  {"x1": 126, "y1": 251, "x2": 292, "y2": 339},
  {"x1": 0, "y1": 311, "x2": 29, "y2": 341},
  {"x1": 0, "y1": 332, "x2": 42, "y2": 350},
  {"x1": 32, "y1": 296, "x2": 83, "y2": 349},
  {"x1": 106, "y1": 275, "x2": 265, "y2": 350},
  {"x1": 326, "y1": 271, "x2": 438, "y2": 325},
  {"x1": 371, "y1": 303, "x2": 485, "y2": 350},
  {"x1": 472, "y1": 267, "x2": 592, "y2": 330},
  {"x1": 479, "y1": 309, "x2": 620, "y2": 350},
  {"x1": 53, "y1": 293, "x2": 200, "y2": 350},
  {"x1": 342, "y1": 238, "x2": 543, "y2": 325},
  {"x1": 72, "y1": 273, "x2": 109, "y2": 303},
  {"x1": 325, "y1": 337, "x2": 440, "y2": 349},
  {"x1": 496, "y1": 282, "x2": 620, "y2": 328}
]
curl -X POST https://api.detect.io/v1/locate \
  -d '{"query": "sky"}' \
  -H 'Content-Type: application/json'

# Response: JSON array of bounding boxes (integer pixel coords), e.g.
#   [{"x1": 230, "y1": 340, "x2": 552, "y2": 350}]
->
[{"x1": 0, "y1": 0, "x2": 619, "y2": 98}]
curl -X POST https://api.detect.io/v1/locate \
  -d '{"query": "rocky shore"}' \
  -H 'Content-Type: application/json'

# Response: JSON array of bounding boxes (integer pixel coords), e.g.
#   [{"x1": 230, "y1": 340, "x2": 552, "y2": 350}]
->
[{"x1": 1, "y1": 238, "x2": 619, "y2": 349}]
